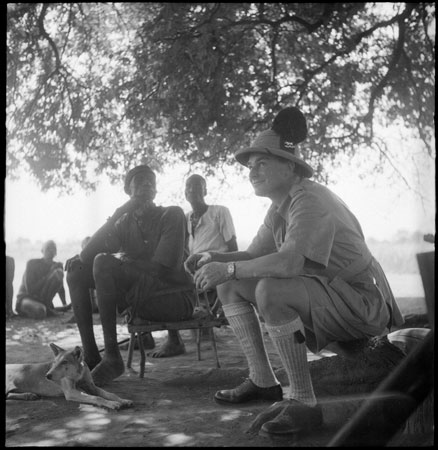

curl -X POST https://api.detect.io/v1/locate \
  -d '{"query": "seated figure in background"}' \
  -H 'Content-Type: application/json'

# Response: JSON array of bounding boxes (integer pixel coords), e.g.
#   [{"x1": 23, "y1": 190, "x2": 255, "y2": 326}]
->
[
  {"x1": 65, "y1": 164, "x2": 195, "y2": 386},
  {"x1": 150, "y1": 173, "x2": 238, "y2": 358},
  {"x1": 16, "y1": 240, "x2": 69, "y2": 320},
  {"x1": 6, "y1": 255, "x2": 15, "y2": 319}
]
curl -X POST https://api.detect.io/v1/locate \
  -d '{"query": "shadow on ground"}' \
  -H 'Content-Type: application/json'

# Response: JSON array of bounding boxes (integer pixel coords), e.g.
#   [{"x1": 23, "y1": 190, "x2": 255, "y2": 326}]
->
[{"x1": 5, "y1": 302, "x2": 432, "y2": 447}]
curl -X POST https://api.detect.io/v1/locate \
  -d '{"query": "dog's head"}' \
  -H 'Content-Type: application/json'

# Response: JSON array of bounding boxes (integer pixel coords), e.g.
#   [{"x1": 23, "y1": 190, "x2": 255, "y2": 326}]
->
[{"x1": 45, "y1": 343, "x2": 85, "y2": 382}]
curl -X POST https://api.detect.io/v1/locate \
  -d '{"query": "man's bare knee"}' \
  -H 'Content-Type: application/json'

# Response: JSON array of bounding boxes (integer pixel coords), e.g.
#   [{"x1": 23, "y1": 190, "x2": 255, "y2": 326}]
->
[
  {"x1": 256, "y1": 278, "x2": 306, "y2": 320},
  {"x1": 66, "y1": 262, "x2": 87, "y2": 287},
  {"x1": 255, "y1": 278, "x2": 283, "y2": 316},
  {"x1": 20, "y1": 299, "x2": 47, "y2": 320},
  {"x1": 216, "y1": 281, "x2": 235, "y2": 306},
  {"x1": 216, "y1": 279, "x2": 260, "y2": 309},
  {"x1": 93, "y1": 253, "x2": 116, "y2": 279}
]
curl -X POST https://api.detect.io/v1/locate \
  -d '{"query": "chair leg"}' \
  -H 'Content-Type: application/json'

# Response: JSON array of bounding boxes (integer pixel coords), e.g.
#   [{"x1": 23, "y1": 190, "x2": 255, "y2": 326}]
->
[
  {"x1": 126, "y1": 333, "x2": 135, "y2": 369},
  {"x1": 209, "y1": 327, "x2": 220, "y2": 368},
  {"x1": 196, "y1": 328, "x2": 202, "y2": 361},
  {"x1": 138, "y1": 332, "x2": 146, "y2": 378}
]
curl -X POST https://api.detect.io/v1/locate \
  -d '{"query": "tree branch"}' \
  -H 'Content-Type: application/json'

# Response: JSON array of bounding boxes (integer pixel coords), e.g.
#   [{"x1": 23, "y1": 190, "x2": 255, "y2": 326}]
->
[
  {"x1": 373, "y1": 138, "x2": 424, "y2": 198},
  {"x1": 401, "y1": 48, "x2": 431, "y2": 151},
  {"x1": 364, "y1": 3, "x2": 415, "y2": 136},
  {"x1": 223, "y1": 3, "x2": 335, "y2": 33},
  {"x1": 270, "y1": 26, "x2": 278, "y2": 84},
  {"x1": 38, "y1": 4, "x2": 62, "y2": 72},
  {"x1": 419, "y1": 3, "x2": 434, "y2": 54}
]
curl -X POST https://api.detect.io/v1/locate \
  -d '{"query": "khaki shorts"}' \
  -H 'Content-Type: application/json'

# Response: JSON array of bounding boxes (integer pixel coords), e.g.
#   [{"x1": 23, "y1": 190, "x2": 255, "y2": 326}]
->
[{"x1": 300, "y1": 275, "x2": 390, "y2": 353}]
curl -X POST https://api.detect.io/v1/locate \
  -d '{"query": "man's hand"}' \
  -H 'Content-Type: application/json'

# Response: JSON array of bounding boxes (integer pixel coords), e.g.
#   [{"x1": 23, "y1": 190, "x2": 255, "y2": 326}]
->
[
  {"x1": 65, "y1": 254, "x2": 83, "y2": 272},
  {"x1": 193, "y1": 262, "x2": 229, "y2": 291},
  {"x1": 184, "y1": 252, "x2": 212, "y2": 275},
  {"x1": 49, "y1": 261, "x2": 61, "y2": 272},
  {"x1": 112, "y1": 198, "x2": 142, "y2": 220}
]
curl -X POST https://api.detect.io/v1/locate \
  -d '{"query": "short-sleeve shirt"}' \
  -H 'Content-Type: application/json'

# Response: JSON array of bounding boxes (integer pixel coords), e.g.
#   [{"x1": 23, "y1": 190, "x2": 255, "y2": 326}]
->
[
  {"x1": 247, "y1": 179, "x2": 375, "y2": 282},
  {"x1": 113, "y1": 205, "x2": 191, "y2": 286},
  {"x1": 186, "y1": 205, "x2": 236, "y2": 255},
  {"x1": 247, "y1": 179, "x2": 404, "y2": 346}
]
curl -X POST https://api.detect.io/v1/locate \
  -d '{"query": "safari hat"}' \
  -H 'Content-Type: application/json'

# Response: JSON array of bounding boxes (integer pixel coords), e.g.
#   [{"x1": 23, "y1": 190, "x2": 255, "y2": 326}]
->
[
  {"x1": 124, "y1": 165, "x2": 156, "y2": 194},
  {"x1": 235, "y1": 107, "x2": 314, "y2": 178}
]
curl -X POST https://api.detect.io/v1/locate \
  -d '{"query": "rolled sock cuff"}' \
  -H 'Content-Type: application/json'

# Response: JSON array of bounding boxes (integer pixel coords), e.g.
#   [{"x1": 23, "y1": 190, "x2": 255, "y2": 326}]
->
[
  {"x1": 265, "y1": 318, "x2": 304, "y2": 338},
  {"x1": 222, "y1": 302, "x2": 254, "y2": 318}
]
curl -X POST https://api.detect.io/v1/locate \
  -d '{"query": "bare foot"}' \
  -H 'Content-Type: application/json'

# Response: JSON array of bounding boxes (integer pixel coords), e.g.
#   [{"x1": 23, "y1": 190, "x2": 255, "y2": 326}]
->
[
  {"x1": 119, "y1": 332, "x2": 155, "y2": 351},
  {"x1": 149, "y1": 341, "x2": 186, "y2": 358},
  {"x1": 148, "y1": 337, "x2": 185, "y2": 358},
  {"x1": 91, "y1": 355, "x2": 124, "y2": 386}
]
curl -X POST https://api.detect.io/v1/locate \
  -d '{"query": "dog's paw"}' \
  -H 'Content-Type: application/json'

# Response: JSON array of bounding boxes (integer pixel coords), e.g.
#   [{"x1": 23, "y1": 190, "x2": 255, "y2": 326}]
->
[
  {"x1": 104, "y1": 400, "x2": 122, "y2": 410},
  {"x1": 25, "y1": 393, "x2": 41, "y2": 401}
]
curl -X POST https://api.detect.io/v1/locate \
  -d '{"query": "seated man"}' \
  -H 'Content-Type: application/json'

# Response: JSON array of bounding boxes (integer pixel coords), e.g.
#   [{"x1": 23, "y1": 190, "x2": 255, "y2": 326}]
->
[
  {"x1": 186, "y1": 107, "x2": 404, "y2": 437},
  {"x1": 81, "y1": 236, "x2": 99, "y2": 314},
  {"x1": 16, "y1": 240, "x2": 68, "y2": 319},
  {"x1": 64, "y1": 236, "x2": 98, "y2": 324},
  {"x1": 65, "y1": 164, "x2": 195, "y2": 386},
  {"x1": 151, "y1": 173, "x2": 238, "y2": 358}
]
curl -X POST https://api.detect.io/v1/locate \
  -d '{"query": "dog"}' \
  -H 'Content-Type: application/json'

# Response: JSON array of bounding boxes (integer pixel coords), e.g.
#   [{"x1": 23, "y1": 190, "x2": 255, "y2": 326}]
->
[{"x1": 6, "y1": 343, "x2": 133, "y2": 410}]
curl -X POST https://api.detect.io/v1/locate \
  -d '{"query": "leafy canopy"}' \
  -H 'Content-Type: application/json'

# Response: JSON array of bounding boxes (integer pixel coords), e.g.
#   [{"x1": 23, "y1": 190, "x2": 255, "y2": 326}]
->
[{"x1": 7, "y1": 3, "x2": 435, "y2": 192}]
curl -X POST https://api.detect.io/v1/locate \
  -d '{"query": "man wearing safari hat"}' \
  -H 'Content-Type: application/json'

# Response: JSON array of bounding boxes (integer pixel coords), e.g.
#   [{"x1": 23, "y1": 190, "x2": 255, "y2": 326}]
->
[
  {"x1": 66, "y1": 164, "x2": 195, "y2": 386},
  {"x1": 185, "y1": 107, "x2": 404, "y2": 436}
]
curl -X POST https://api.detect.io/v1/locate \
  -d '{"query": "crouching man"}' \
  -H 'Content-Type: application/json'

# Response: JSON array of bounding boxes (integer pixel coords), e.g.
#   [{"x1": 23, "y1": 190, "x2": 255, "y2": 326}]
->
[{"x1": 185, "y1": 107, "x2": 404, "y2": 436}]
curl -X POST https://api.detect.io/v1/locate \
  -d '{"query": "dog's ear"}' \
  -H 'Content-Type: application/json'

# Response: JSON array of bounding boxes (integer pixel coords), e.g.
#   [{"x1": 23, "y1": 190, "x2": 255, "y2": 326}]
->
[
  {"x1": 73, "y1": 346, "x2": 84, "y2": 363},
  {"x1": 50, "y1": 343, "x2": 65, "y2": 356}
]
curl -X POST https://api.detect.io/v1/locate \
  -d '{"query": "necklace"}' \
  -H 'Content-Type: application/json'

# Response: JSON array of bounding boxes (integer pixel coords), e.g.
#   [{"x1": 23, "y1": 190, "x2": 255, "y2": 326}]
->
[{"x1": 190, "y1": 206, "x2": 208, "y2": 236}]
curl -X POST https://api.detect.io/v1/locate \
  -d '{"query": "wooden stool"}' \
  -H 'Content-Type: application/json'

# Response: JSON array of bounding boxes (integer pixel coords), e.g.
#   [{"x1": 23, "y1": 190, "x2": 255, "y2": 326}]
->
[{"x1": 126, "y1": 290, "x2": 227, "y2": 377}]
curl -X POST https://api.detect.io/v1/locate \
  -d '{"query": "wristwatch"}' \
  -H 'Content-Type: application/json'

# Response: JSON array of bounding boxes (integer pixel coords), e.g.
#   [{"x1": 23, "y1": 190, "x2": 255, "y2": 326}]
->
[{"x1": 226, "y1": 262, "x2": 236, "y2": 280}]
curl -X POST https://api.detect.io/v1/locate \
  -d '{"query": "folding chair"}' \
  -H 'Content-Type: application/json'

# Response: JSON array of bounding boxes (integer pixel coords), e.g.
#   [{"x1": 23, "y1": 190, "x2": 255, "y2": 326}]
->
[{"x1": 126, "y1": 289, "x2": 227, "y2": 378}]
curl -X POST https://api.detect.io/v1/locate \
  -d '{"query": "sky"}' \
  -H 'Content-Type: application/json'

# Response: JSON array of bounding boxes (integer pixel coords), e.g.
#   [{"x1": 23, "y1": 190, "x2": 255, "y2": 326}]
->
[{"x1": 4, "y1": 147, "x2": 435, "y2": 248}]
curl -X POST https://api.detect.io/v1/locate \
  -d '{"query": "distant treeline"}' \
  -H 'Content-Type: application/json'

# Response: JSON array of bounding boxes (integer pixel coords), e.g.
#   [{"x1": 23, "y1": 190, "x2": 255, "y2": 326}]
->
[
  {"x1": 367, "y1": 231, "x2": 434, "y2": 274},
  {"x1": 6, "y1": 238, "x2": 82, "y2": 268}
]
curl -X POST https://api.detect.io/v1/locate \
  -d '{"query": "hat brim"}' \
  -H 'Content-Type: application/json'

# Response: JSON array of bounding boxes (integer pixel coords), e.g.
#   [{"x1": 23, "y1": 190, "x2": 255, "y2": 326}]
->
[{"x1": 235, "y1": 147, "x2": 314, "y2": 178}]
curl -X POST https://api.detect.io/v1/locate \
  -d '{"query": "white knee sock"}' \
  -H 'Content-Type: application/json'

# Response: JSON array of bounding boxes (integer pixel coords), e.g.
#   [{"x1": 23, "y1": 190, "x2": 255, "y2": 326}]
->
[
  {"x1": 265, "y1": 317, "x2": 317, "y2": 406},
  {"x1": 223, "y1": 302, "x2": 279, "y2": 388}
]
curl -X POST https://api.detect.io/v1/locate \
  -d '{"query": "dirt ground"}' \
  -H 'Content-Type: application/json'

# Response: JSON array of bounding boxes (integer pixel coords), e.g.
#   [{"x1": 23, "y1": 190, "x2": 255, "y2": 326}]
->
[{"x1": 4, "y1": 299, "x2": 431, "y2": 447}]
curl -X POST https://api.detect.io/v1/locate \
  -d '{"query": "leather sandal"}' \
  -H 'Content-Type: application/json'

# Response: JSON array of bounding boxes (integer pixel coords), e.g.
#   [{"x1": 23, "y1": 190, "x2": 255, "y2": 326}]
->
[
  {"x1": 214, "y1": 378, "x2": 283, "y2": 404},
  {"x1": 260, "y1": 399, "x2": 323, "y2": 435}
]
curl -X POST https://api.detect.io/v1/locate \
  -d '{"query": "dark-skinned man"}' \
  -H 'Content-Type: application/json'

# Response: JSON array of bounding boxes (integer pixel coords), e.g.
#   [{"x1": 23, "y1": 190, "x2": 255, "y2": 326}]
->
[
  {"x1": 150, "y1": 173, "x2": 238, "y2": 358},
  {"x1": 16, "y1": 240, "x2": 69, "y2": 319},
  {"x1": 66, "y1": 164, "x2": 195, "y2": 386}
]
